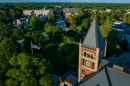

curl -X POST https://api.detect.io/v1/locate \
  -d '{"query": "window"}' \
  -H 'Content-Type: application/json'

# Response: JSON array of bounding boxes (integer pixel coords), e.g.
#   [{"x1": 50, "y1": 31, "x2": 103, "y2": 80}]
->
[
  {"x1": 91, "y1": 54, "x2": 94, "y2": 59},
  {"x1": 82, "y1": 59, "x2": 84, "y2": 65},
  {"x1": 87, "y1": 53, "x2": 90, "y2": 58},
  {"x1": 84, "y1": 52, "x2": 87, "y2": 57},
  {"x1": 81, "y1": 69, "x2": 85, "y2": 74},
  {"x1": 64, "y1": 84, "x2": 68, "y2": 86},
  {"x1": 92, "y1": 62, "x2": 94, "y2": 69}
]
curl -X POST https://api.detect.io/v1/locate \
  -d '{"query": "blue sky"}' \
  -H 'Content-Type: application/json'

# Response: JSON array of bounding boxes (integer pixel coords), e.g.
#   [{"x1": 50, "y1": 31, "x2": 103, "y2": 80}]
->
[{"x1": 0, "y1": 0, "x2": 130, "y2": 3}]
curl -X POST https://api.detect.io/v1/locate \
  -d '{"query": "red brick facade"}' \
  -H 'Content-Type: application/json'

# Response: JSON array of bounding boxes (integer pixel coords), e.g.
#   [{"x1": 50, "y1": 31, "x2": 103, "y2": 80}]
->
[{"x1": 79, "y1": 46, "x2": 97, "y2": 80}]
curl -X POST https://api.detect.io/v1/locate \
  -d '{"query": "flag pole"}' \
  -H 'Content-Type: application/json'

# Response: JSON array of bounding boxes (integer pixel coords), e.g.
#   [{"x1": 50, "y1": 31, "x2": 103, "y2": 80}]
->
[{"x1": 31, "y1": 42, "x2": 33, "y2": 54}]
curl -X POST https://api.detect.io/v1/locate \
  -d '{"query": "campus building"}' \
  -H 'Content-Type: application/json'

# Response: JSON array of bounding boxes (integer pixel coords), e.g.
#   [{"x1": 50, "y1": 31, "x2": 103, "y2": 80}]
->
[
  {"x1": 63, "y1": 8, "x2": 79, "y2": 18},
  {"x1": 23, "y1": 8, "x2": 53, "y2": 17},
  {"x1": 60, "y1": 17, "x2": 130, "y2": 86}
]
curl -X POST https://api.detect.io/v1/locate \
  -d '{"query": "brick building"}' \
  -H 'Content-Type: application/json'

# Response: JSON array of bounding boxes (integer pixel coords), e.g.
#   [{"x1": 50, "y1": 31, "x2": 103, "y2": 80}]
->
[
  {"x1": 63, "y1": 8, "x2": 79, "y2": 18},
  {"x1": 60, "y1": 17, "x2": 130, "y2": 86}
]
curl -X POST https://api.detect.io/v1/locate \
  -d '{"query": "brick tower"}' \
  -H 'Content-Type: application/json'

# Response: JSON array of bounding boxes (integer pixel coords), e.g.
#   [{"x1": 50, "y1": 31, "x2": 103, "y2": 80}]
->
[{"x1": 78, "y1": 17, "x2": 106, "y2": 82}]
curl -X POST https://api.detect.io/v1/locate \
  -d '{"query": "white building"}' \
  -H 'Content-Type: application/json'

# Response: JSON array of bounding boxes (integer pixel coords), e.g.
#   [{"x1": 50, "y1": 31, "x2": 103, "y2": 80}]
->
[
  {"x1": 114, "y1": 21, "x2": 123, "y2": 25},
  {"x1": 23, "y1": 8, "x2": 53, "y2": 17},
  {"x1": 105, "y1": 9, "x2": 112, "y2": 12}
]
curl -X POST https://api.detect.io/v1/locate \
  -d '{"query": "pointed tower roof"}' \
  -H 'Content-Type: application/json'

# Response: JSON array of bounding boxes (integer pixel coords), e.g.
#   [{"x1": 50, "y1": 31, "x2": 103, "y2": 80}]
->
[{"x1": 82, "y1": 17, "x2": 105, "y2": 50}]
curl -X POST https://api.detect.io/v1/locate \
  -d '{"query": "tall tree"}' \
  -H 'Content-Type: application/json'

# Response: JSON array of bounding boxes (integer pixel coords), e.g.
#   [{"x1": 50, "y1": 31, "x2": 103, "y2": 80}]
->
[
  {"x1": 0, "y1": 38, "x2": 20, "y2": 68},
  {"x1": 58, "y1": 36, "x2": 78, "y2": 69},
  {"x1": 126, "y1": 14, "x2": 130, "y2": 24},
  {"x1": 81, "y1": 19, "x2": 89, "y2": 29},
  {"x1": 0, "y1": 10, "x2": 6, "y2": 21},
  {"x1": 0, "y1": 38, "x2": 20, "y2": 84},
  {"x1": 100, "y1": 16, "x2": 113, "y2": 38},
  {"x1": 48, "y1": 15, "x2": 56, "y2": 25},
  {"x1": 24, "y1": 32, "x2": 44, "y2": 52},
  {"x1": 78, "y1": 9, "x2": 84, "y2": 18},
  {"x1": 5, "y1": 53, "x2": 53, "y2": 86},
  {"x1": 0, "y1": 22, "x2": 8, "y2": 40},
  {"x1": 30, "y1": 16, "x2": 44, "y2": 30}
]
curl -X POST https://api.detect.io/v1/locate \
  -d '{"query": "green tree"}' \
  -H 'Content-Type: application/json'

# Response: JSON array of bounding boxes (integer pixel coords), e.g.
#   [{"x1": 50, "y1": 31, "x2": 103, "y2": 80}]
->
[
  {"x1": 0, "y1": 22, "x2": 8, "y2": 40},
  {"x1": 0, "y1": 10, "x2": 6, "y2": 21},
  {"x1": 0, "y1": 38, "x2": 20, "y2": 84},
  {"x1": 48, "y1": 15, "x2": 56, "y2": 25},
  {"x1": 67, "y1": 15, "x2": 77, "y2": 27},
  {"x1": 44, "y1": 24, "x2": 64, "y2": 41},
  {"x1": 58, "y1": 36, "x2": 78, "y2": 69},
  {"x1": 81, "y1": 19, "x2": 89, "y2": 29},
  {"x1": 100, "y1": 16, "x2": 113, "y2": 38},
  {"x1": 0, "y1": 38, "x2": 20, "y2": 68},
  {"x1": 9, "y1": 9, "x2": 15, "y2": 18},
  {"x1": 11, "y1": 28, "x2": 21, "y2": 40},
  {"x1": 6, "y1": 53, "x2": 53, "y2": 86},
  {"x1": 78, "y1": 9, "x2": 84, "y2": 18},
  {"x1": 126, "y1": 14, "x2": 130, "y2": 24},
  {"x1": 115, "y1": 44, "x2": 122, "y2": 56},
  {"x1": 24, "y1": 32, "x2": 44, "y2": 52},
  {"x1": 30, "y1": 16, "x2": 44, "y2": 30}
]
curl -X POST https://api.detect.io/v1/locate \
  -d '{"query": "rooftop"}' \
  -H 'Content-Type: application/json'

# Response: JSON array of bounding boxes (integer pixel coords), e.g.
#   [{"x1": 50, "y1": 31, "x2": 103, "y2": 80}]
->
[
  {"x1": 61, "y1": 70, "x2": 78, "y2": 85},
  {"x1": 79, "y1": 66, "x2": 130, "y2": 86},
  {"x1": 63, "y1": 8, "x2": 79, "y2": 13}
]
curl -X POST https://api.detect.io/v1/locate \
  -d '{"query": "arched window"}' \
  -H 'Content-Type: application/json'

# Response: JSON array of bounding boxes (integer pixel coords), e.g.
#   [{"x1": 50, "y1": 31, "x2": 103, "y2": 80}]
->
[
  {"x1": 87, "y1": 53, "x2": 90, "y2": 58},
  {"x1": 91, "y1": 54, "x2": 94, "y2": 59},
  {"x1": 84, "y1": 52, "x2": 87, "y2": 57},
  {"x1": 81, "y1": 69, "x2": 85, "y2": 74},
  {"x1": 64, "y1": 84, "x2": 68, "y2": 86},
  {"x1": 92, "y1": 62, "x2": 94, "y2": 69}
]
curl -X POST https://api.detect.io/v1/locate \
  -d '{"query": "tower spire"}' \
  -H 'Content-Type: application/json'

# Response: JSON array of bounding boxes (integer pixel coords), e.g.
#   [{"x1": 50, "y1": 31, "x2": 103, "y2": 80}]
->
[{"x1": 82, "y1": 17, "x2": 105, "y2": 50}]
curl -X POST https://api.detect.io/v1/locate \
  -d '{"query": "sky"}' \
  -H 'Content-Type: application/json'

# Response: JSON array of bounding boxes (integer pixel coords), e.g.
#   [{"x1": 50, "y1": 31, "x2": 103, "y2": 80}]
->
[{"x1": 0, "y1": 0, "x2": 130, "y2": 3}]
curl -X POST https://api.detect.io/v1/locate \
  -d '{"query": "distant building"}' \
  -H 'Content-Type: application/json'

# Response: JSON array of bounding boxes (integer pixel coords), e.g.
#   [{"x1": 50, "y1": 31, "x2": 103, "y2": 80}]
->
[
  {"x1": 63, "y1": 8, "x2": 80, "y2": 18},
  {"x1": 112, "y1": 21, "x2": 125, "y2": 32},
  {"x1": 23, "y1": 8, "x2": 53, "y2": 17},
  {"x1": 91, "y1": 9, "x2": 97, "y2": 14},
  {"x1": 13, "y1": 18, "x2": 30, "y2": 30},
  {"x1": 13, "y1": 18, "x2": 30, "y2": 26},
  {"x1": 114, "y1": 21, "x2": 123, "y2": 25},
  {"x1": 105, "y1": 9, "x2": 112, "y2": 12},
  {"x1": 112, "y1": 21, "x2": 130, "y2": 44},
  {"x1": 126, "y1": 9, "x2": 130, "y2": 13},
  {"x1": 54, "y1": 5, "x2": 61, "y2": 8}
]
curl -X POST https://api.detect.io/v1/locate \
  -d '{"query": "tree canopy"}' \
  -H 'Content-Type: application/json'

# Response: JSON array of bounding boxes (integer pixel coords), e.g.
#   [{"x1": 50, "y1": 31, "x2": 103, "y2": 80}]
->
[{"x1": 4, "y1": 53, "x2": 53, "y2": 86}]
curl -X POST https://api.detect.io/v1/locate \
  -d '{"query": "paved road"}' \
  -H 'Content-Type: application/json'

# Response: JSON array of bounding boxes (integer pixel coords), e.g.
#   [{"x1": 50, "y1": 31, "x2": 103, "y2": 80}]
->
[{"x1": 56, "y1": 10, "x2": 69, "y2": 31}]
